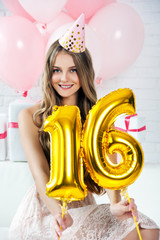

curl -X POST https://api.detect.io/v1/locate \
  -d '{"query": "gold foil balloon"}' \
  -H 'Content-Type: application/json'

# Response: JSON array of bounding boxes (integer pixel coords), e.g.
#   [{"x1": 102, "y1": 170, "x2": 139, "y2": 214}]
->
[
  {"x1": 43, "y1": 105, "x2": 87, "y2": 202},
  {"x1": 43, "y1": 89, "x2": 144, "y2": 199},
  {"x1": 83, "y1": 88, "x2": 144, "y2": 190}
]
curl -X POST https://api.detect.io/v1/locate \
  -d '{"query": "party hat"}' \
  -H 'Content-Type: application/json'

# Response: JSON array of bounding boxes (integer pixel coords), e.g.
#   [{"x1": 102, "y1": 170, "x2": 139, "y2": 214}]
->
[{"x1": 59, "y1": 13, "x2": 85, "y2": 53}]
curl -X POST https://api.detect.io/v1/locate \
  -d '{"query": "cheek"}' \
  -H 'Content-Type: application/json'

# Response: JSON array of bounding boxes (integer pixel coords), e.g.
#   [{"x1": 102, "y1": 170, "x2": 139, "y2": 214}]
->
[
  {"x1": 72, "y1": 74, "x2": 81, "y2": 85},
  {"x1": 51, "y1": 75, "x2": 58, "y2": 85},
  {"x1": 51, "y1": 78, "x2": 57, "y2": 90}
]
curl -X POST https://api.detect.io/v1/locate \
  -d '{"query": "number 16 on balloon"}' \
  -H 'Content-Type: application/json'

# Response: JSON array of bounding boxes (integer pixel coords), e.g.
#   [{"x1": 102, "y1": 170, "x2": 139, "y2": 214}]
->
[
  {"x1": 44, "y1": 89, "x2": 144, "y2": 200},
  {"x1": 43, "y1": 89, "x2": 144, "y2": 240}
]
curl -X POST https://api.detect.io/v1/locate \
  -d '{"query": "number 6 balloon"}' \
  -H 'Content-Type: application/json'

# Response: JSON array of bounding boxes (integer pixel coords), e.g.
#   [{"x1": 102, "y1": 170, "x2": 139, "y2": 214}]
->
[{"x1": 83, "y1": 88, "x2": 144, "y2": 190}]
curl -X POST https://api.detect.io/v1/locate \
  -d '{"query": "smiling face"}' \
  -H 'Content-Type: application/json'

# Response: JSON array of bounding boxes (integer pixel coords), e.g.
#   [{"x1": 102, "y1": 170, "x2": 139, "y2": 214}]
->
[{"x1": 51, "y1": 51, "x2": 81, "y2": 105}]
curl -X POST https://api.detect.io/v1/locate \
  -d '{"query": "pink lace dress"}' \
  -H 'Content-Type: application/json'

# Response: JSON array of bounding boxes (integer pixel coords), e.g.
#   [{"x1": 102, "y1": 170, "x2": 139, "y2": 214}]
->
[{"x1": 9, "y1": 184, "x2": 158, "y2": 240}]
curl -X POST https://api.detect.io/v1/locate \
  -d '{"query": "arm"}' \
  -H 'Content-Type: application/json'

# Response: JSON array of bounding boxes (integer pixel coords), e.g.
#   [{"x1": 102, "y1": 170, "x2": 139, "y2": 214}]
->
[
  {"x1": 105, "y1": 152, "x2": 138, "y2": 221},
  {"x1": 18, "y1": 107, "x2": 61, "y2": 215},
  {"x1": 106, "y1": 189, "x2": 121, "y2": 204},
  {"x1": 18, "y1": 107, "x2": 73, "y2": 238}
]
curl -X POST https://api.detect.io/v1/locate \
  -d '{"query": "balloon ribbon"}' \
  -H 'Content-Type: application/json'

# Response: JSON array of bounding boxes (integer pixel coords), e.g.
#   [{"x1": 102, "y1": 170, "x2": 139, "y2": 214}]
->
[
  {"x1": 121, "y1": 188, "x2": 142, "y2": 240},
  {"x1": 59, "y1": 201, "x2": 67, "y2": 240},
  {"x1": 0, "y1": 131, "x2": 7, "y2": 139}
]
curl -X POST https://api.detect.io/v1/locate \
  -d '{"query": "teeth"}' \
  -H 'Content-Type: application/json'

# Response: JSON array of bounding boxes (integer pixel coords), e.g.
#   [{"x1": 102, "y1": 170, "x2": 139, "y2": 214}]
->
[{"x1": 60, "y1": 85, "x2": 72, "y2": 89}]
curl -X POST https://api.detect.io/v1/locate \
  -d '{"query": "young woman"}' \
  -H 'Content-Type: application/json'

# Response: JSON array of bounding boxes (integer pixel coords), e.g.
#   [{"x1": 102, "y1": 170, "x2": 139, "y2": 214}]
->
[
  {"x1": 9, "y1": 12, "x2": 159, "y2": 238},
  {"x1": 9, "y1": 39, "x2": 159, "y2": 240}
]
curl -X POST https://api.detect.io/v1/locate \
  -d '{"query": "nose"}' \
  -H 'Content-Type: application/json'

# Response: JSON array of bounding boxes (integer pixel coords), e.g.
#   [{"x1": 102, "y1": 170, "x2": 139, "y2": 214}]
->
[{"x1": 61, "y1": 72, "x2": 67, "y2": 83}]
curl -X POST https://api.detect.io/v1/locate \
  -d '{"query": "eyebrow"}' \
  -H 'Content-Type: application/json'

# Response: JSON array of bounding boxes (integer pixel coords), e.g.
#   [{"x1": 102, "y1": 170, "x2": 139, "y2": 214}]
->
[
  {"x1": 69, "y1": 66, "x2": 76, "y2": 68},
  {"x1": 52, "y1": 65, "x2": 76, "y2": 68},
  {"x1": 52, "y1": 66, "x2": 60, "y2": 68}
]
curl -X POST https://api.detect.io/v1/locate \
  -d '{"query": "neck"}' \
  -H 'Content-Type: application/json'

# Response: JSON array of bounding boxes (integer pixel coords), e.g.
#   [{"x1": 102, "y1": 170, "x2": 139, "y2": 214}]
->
[{"x1": 61, "y1": 94, "x2": 78, "y2": 106}]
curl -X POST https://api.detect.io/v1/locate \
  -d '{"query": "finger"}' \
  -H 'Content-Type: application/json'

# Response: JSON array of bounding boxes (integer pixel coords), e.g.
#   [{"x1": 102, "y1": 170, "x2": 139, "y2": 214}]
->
[
  {"x1": 128, "y1": 200, "x2": 139, "y2": 222},
  {"x1": 130, "y1": 203, "x2": 137, "y2": 212},
  {"x1": 121, "y1": 204, "x2": 130, "y2": 213},
  {"x1": 53, "y1": 217, "x2": 61, "y2": 233},
  {"x1": 55, "y1": 231, "x2": 61, "y2": 240},
  {"x1": 55, "y1": 232, "x2": 59, "y2": 240},
  {"x1": 56, "y1": 213, "x2": 66, "y2": 230},
  {"x1": 63, "y1": 214, "x2": 73, "y2": 228},
  {"x1": 132, "y1": 209, "x2": 139, "y2": 222},
  {"x1": 54, "y1": 228, "x2": 62, "y2": 240},
  {"x1": 128, "y1": 199, "x2": 136, "y2": 211},
  {"x1": 120, "y1": 199, "x2": 131, "y2": 212},
  {"x1": 55, "y1": 223, "x2": 62, "y2": 236},
  {"x1": 121, "y1": 199, "x2": 129, "y2": 206}
]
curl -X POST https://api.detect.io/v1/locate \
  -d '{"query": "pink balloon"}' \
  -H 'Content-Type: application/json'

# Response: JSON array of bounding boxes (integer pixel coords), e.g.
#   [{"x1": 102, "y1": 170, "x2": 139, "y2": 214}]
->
[
  {"x1": 0, "y1": 16, "x2": 45, "y2": 91},
  {"x1": 18, "y1": 0, "x2": 68, "y2": 24},
  {"x1": 89, "y1": 3, "x2": 144, "y2": 79},
  {"x1": 36, "y1": 12, "x2": 73, "y2": 43},
  {"x1": 46, "y1": 23, "x2": 102, "y2": 78},
  {"x1": 2, "y1": 0, "x2": 35, "y2": 22},
  {"x1": 65, "y1": 0, "x2": 106, "y2": 22},
  {"x1": 105, "y1": 0, "x2": 117, "y2": 4},
  {"x1": 35, "y1": 23, "x2": 48, "y2": 44},
  {"x1": 47, "y1": 12, "x2": 73, "y2": 39}
]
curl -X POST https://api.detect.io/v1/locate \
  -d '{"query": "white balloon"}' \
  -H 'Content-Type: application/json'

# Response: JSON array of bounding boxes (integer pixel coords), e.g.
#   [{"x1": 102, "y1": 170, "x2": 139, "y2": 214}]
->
[{"x1": 18, "y1": 0, "x2": 67, "y2": 24}]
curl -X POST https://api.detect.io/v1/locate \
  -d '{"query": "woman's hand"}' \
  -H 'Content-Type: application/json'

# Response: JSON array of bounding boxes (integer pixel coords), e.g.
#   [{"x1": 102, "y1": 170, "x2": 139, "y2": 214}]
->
[
  {"x1": 110, "y1": 198, "x2": 139, "y2": 221},
  {"x1": 53, "y1": 212, "x2": 73, "y2": 240}
]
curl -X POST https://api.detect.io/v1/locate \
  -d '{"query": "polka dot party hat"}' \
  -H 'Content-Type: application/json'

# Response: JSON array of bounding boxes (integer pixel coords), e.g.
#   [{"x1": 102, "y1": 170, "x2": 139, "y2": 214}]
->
[{"x1": 59, "y1": 13, "x2": 85, "y2": 53}]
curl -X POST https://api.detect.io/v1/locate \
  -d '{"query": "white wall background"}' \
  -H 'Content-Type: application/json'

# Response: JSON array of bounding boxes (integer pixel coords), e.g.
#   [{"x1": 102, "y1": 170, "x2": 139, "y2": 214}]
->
[{"x1": 0, "y1": 0, "x2": 160, "y2": 163}]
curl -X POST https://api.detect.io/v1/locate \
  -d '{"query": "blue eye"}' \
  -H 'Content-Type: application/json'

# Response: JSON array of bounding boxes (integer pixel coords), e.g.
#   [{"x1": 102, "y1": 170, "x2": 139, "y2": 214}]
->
[
  {"x1": 53, "y1": 69, "x2": 60, "y2": 73},
  {"x1": 71, "y1": 69, "x2": 77, "y2": 73}
]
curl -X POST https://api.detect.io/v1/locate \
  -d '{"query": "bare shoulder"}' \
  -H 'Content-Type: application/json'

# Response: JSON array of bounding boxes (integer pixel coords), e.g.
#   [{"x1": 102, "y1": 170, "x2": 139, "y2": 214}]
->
[
  {"x1": 18, "y1": 102, "x2": 41, "y2": 132},
  {"x1": 18, "y1": 102, "x2": 48, "y2": 167}
]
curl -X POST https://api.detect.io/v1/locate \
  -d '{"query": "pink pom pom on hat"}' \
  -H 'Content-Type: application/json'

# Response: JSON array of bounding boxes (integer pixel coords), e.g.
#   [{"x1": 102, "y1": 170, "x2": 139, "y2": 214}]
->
[{"x1": 58, "y1": 13, "x2": 85, "y2": 53}]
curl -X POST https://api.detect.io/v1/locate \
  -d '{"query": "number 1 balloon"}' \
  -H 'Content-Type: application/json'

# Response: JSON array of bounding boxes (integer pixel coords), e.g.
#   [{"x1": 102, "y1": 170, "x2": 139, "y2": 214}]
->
[{"x1": 43, "y1": 105, "x2": 87, "y2": 202}]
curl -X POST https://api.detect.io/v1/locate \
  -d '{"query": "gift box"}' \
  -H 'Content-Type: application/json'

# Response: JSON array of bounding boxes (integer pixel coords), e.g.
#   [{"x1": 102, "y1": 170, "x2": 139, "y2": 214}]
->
[
  {"x1": 0, "y1": 113, "x2": 7, "y2": 160},
  {"x1": 8, "y1": 100, "x2": 35, "y2": 162},
  {"x1": 114, "y1": 114, "x2": 146, "y2": 143}
]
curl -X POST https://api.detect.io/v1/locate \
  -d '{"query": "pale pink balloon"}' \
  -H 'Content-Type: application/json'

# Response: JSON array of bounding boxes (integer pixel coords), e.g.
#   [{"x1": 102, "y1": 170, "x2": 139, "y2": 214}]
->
[
  {"x1": 18, "y1": 0, "x2": 67, "y2": 24},
  {"x1": 46, "y1": 23, "x2": 102, "y2": 78},
  {"x1": 47, "y1": 12, "x2": 73, "y2": 39},
  {"x1": 35, "y1": 12, "x2": 73, "y2": 44},
  {"x1": 2, "y1": 0, "x2": 35, "y2": 22},
  {"x1": 36, "y1": 12, "x2": 73, "y2": 42},
  {"x1": 35, "y1": 23, "x2": 48, "y2": 44},
  {"x1": 105, "y1": 0, "x2": 117, "y2": 4},
  {"x1": 0, "y1": 16, "x2": 45, "y2": 91},
  {"x1": 89, "y1": 3, "x2": 144, "y2": 79},
  {"x1": 65, "y1": 0, "x2": 106, "y2": 22}
]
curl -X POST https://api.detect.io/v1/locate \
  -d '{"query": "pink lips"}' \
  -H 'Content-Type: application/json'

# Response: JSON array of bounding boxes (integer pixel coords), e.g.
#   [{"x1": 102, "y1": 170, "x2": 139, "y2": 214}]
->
[{"x1": 58, "y1": 84, "x2": 73, "y2": 90}]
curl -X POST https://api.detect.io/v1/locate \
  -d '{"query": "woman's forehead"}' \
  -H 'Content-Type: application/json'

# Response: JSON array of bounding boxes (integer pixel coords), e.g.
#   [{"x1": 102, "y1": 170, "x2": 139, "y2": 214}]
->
[{"x1": 53, "y1": 51, "x2": 75, "y2": 67}]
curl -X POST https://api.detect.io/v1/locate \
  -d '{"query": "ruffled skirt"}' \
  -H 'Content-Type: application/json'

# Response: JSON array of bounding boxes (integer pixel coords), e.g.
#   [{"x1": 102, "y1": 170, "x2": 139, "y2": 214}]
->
[{"x1": 9, "y1": 185, "x2": 159, "y2": 240}]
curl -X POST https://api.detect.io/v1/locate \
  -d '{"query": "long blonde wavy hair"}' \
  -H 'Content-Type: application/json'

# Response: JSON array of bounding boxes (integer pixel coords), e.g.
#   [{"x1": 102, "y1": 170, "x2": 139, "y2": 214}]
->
[{"x1": 33, "y1": 40, "x2": 104, "y2": 195}]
